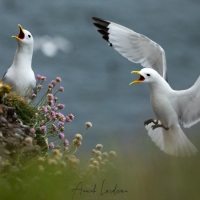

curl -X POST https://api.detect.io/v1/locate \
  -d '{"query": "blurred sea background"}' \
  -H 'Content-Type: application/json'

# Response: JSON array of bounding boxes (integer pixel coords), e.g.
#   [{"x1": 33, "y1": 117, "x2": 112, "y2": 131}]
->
[
  {"x1": 0, "y1": 0, "x2": 200, "y2": 153},
  {"x1": 1, "y1": 1, "x2": 200, "y2": 200}
]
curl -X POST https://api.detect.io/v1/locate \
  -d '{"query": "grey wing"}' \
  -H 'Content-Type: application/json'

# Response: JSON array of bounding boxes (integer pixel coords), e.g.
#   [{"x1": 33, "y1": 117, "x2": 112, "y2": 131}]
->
[
  {"x1": 177, "y1": 76, "x2": 200, "y2": 128},
  {"x1": 2, "y1": 71, "x2": 16, "y2": 88},
  {"x1": 93, "y1": 17, "x2": 167, "y2": 79}
]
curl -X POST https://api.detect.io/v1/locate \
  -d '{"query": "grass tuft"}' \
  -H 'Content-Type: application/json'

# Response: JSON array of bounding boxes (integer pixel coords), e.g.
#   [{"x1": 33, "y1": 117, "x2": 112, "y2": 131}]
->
[{"x1": 4, "y1": 92, "x2": 36, "y2": 125}]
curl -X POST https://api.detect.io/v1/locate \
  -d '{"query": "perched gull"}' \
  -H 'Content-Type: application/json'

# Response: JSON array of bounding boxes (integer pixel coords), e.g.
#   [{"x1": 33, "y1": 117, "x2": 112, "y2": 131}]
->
[
  {"x1": 130, "y1": 68, "x2": 198, "y2": 156},
  {"x1": 2, "y1": 24, "x2": 36, "y2": 98},
  {"x1": 92, "y1": 17, "x2": 167, "y2": 79}
]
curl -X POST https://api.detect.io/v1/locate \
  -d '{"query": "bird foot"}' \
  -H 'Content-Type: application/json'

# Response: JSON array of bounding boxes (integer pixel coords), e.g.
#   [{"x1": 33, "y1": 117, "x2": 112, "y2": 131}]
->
[
  {"x1": 151, "y1": 124, "x2": 169, "y2": 131},
  {"x1": 144, "y1": 119, "x2": 158, "y2": 126}
]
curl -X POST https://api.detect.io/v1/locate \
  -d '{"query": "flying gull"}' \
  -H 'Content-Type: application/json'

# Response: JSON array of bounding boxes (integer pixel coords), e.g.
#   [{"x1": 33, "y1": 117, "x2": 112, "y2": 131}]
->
[{"x1": 130, "y1": 68, "x2": 198, "y2": 156}]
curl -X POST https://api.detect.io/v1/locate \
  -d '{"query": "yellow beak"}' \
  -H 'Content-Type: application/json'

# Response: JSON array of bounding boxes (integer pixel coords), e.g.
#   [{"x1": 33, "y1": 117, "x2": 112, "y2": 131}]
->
[
  {"x1": 12, "y1": 24, "x2": 25, "y2": 40},
  {"x1": 129, "y1": 71, "x2": 144, "y2": 85}
]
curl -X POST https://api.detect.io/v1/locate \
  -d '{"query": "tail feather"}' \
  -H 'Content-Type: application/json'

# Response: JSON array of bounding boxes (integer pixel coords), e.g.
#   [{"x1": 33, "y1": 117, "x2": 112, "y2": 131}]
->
[{"x1": 145, "y1": 121, "x2": 197, "y2": 156}]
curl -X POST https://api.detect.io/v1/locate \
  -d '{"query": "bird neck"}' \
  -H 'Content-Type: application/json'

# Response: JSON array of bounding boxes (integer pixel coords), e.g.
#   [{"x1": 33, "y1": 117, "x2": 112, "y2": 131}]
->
[
  {"x1": 12, "y1": 45, "x2": 33, "y2": 69},
  {"x1": 149, "y1": 77, "x2": 171, "y2": 93}
]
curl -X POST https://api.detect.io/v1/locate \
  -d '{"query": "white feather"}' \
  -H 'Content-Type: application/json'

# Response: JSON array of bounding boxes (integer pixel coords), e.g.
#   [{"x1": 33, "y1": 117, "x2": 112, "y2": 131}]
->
[
  {"x1": 2, "y1": 25, "x2": 36, "y2": 98},
  {"x1": 145, "y1": 121, "x2": 197, "y2": 156},
  {"x1": 93, "y1": 17, "x2": 167, "y2": 79},
  {"x1": 133, "y1": 68, "x2": 198, "y2": 156}
]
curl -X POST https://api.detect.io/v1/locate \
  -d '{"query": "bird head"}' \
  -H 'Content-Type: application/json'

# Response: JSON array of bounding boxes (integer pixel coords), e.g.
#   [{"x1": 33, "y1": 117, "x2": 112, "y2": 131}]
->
[
  {"x1": 12, "y1": 24, "x2": 33, "y2": 46},
  {"x1": 129, "y1": 68, "x2": 160, "y2": 85}
]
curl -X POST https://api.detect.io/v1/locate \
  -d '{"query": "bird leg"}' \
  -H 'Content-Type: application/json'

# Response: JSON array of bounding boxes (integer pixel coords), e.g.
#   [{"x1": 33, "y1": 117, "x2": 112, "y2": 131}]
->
[
  {"x1": 144, "y1": 119, "x2": 158, "y2": 126},
  {"x1": 151, "y1": 124, "x2": 169, "y2": 131},
  {"x1": 144, "y1": 119, "x2": 169, "y2": 130}
]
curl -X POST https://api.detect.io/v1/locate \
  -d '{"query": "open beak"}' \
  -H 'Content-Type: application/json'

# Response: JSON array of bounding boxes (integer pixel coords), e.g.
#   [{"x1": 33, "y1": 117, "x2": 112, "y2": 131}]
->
[
  {"x1": 129, "y1": 71, "x2": 145, "y2": 85},
  {"x1": 12, "y1": 24, "x2": 25, "y2": 40}
]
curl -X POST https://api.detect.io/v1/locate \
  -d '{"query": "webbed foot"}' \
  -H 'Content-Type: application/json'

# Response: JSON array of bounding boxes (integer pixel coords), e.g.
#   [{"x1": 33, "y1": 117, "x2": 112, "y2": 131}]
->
[
  {"x1": 144, "y1": 119, "x2": 158, "y2": 126},
  {"x1": 152, "y1": 124, "x2": 169, "y2": 131}
]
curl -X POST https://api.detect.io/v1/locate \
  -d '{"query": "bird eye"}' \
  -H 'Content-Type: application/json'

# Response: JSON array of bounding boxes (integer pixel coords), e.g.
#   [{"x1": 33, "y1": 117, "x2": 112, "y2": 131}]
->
[
  {"x1": 147, "y1": 74, "x2": 150, "y2": 76},
  {"x1": 28, "y1": 35, "x2": 31, "y2": 38}
]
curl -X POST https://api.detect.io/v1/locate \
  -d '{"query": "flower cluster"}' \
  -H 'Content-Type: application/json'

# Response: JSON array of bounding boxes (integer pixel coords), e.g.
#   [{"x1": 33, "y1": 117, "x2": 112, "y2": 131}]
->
[
  {"x1": 29, "y1": 75, "x2": 74, "y2": 152},
  {"x1": 37, "y1": 149, "x2": 80, "y2": 173},
  {"x1": 86, "y1": 144, "x2": 117, "y2": 175},
  {"x1": 73, "y1": 134, "x2": 82, "y2": 147}
]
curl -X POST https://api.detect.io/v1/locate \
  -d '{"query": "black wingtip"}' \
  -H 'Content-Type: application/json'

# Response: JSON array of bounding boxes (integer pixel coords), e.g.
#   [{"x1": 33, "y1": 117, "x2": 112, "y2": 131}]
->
[
  {"x1": 92, "y1": 17, "x2": 113, "y2": 47},
  {"x1": 92, "y1": 17, "x2": 110, "y2": 26},
  {"x1": 93, "y1": 22, "x2": 108, "y2": 31},
  {"x1": 92, "y1": 17, "x2": 100, "y2": 21}
]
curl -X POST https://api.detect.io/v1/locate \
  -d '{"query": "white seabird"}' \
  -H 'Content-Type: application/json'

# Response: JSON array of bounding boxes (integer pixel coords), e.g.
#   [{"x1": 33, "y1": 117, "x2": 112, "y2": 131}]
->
[
  {"x1": 2, "y1": 24, "x2": 36, "y2": 98},
  {"x1": 92, "y1": 17, "x2": 167, "y2": 79},
  {"x1": 130, "y1": 68, "x2": 198, "y2": 156}
]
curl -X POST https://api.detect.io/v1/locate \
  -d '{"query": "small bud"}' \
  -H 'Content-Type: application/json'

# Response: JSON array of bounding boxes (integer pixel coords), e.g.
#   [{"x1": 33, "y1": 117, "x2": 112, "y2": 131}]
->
[
  {"x1": 102, "y1": 152, "x2": 109, "y2": 159},
  {"x1": 47, "y1": 94, "x2": 54, "y2": 101},
  {"x1": 30, "y1": 128, "x2": 35, "y2": 134},
  {"x1": 58, "y1": 86, "x2": 64, "y2": 92},
  {"x1": 85, "y1": 122, "x2": 92, "y2": 129},
  {"x1": 56, "y1": 77, "x2": 62, "y2": 82},
  {"x1": 95, "y1": 150, "x2": 102, "y2": 157},
  {"x1": 53, "y1": 149, "x2": 62, "y2": 158},
  {"x1": 96, "y1": 144, "x2": 103, "y2": 151},
  {"x1": 57, "y1": 113, "x2": 65, "y2": 122},
  {"x1": 75, "y1": 134, "x2": 82, "y2": 141},
  {"x1": 58, "y1": 133, "x2": 65, "y2": 140},
  {"x1": 41, "y1": 76, "x2": 46, "y2": 81},
  {"x1": 73, "y1": 139, "x2": 82, "y2": 147},
  {"x1": 54, "y1": 97, "x2": 58, "y2": 102},
  {"x1": 24, "y1": 137, "x2": 33, "y2": 146},
  {"x1": 40, "y1": 125, "x2": 47, "y2": 132},
  {"x1": 49, "y1": 142, "x2": 55, "y2": 149},
  {"x1": 92, "y1": 149, "x2": 97, "y2": 155},
  {"x1": 109, "y1": 151, "x2": 117, "y2": 158},
  {"x1": 48, "y1": 84, "x2": 54, "y2": 89},
  {"x1": 36, "y1": 74, "x2": 42, "y2": 79},
  {"x1": 57, "y1": 104, "x2": 65, "y2": 110},
  {"x1": 37, "y1": 84, "x2": 43, "y2": 89},
  {"x1": 65, "y1": 116, "x2": 72, "y2": 122},
  {"x1": 58, "y1": 121, "x2": 64, "y2": 127},
  {"x1": 31, "y1": 93, "x2": 37, "y2": 99},
  {"x1": 93, "y1": 160, "x2": 99, "y2": 166},
  {"x1": 59, "y1": 126, "x2": 65, "y2": 132},
  {"x1": 51, "y1": 80, "x2": 57, "y2": 87},
  {"x1": 42, "y1": 106, "x2": 48, "y2": 113},
  {"x1": 68, "y1": 114, "x2": 74, "y2": 120}
]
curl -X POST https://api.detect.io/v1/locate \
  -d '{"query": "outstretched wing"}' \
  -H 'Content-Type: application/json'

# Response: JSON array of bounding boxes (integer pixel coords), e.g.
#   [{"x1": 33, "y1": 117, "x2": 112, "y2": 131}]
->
[
  {"x1": 176, "y1": 76, "x2": 200, "y2": 128},
  {"x1": 93, "y1": 17, "x2": 167, "y2": 79}
]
